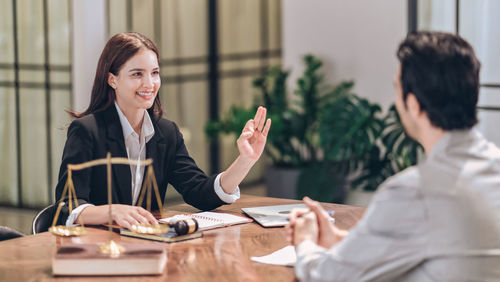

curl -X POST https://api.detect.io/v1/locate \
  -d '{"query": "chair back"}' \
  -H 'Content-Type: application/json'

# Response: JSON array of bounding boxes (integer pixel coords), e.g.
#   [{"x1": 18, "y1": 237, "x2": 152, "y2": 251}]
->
[
  {"x1": 32, "y1": 204, "x2": 57, "y2": 234},
  {"x1": 0, "y1": 226, "x2": 24, "y2": 241}
]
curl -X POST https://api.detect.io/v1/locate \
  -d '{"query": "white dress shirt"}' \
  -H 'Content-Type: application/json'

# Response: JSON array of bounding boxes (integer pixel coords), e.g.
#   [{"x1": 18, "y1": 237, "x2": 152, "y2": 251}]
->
[
  {"x1": 65, "y1": 103, "x2": 240, "y2": 226},
  {"x1": 295, "y1": 129, "x2": 500, "y2": 281},
  {"x1": 115, "y1": 102, "x2": 155, "y2": 205}
]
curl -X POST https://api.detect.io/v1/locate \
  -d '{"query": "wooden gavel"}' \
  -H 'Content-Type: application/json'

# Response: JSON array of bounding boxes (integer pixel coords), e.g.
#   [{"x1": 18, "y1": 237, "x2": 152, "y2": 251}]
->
[{"x1": 169, "y1": 218, "x2": 199, "y2": 235}]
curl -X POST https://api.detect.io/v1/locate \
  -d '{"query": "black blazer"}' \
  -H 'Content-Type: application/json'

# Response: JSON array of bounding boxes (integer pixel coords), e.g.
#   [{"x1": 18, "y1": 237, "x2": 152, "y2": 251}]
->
[{"x1": 55, "y1": 106, "x2": 225, "y2": 224}]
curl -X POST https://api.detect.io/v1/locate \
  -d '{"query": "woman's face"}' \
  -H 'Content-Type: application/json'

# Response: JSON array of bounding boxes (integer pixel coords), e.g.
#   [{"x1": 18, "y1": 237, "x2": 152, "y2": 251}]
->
[{"x1": 108, "y1": 48, "x2": 161, "y2": 114}]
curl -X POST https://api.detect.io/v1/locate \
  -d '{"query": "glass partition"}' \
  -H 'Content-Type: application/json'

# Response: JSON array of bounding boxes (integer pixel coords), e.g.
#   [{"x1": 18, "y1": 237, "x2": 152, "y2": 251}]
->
[{"x1": 416, "y1": 0, "x2": 500, "y2": 145}]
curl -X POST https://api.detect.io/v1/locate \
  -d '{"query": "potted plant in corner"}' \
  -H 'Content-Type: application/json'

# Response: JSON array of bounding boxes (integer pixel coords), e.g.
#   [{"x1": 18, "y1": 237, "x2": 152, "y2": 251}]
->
[
  {"x1": 298, "y1": 79, "x2": 385, "y2": 202},
  {"x1": 206, "y1": 55, "x2": 421, "y2": 203},
  {"x1": 346, "y1": 104, "x2": 423, "y2": 201}
]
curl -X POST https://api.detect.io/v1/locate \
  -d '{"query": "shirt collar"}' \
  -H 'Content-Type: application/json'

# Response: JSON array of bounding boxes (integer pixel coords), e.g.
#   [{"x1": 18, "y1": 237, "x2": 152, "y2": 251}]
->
[
  {"x1": 114, "y1": 102, "x2": 155, "y2": 142},
  {"x1": 426, "y1": 128, "x2": 480, "y2": 161},
  {"x1": 142, "y1": 108, "x2": 155, "y2": 143}
]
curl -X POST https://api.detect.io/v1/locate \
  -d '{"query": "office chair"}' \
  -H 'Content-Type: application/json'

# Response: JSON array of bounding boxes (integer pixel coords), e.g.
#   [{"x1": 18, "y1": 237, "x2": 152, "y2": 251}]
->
[
  {"x1": 32, "y1": 204, "x2": 57, "y2": 234},
  {"x1": 0, "y1": 226, "x2": 25, "y2": 241}
]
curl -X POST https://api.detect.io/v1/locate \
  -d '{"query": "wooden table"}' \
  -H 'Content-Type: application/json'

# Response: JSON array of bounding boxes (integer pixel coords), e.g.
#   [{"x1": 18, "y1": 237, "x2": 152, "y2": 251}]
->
[{"x1": 0, "y1": 194, "x2": 365, "y2": 282}]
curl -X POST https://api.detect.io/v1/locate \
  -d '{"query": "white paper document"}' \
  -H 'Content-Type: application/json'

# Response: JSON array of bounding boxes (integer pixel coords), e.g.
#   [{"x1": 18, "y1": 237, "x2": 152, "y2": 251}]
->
[{"x1": 251, "y1": 245, "x2": 297, "y2": 266}]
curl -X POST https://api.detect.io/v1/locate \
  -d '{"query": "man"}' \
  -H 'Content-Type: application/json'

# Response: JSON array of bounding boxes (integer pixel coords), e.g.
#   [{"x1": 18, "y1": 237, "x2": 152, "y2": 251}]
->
[{"x1": 287, "y1": 31, "x2": 500, "y2": 281}]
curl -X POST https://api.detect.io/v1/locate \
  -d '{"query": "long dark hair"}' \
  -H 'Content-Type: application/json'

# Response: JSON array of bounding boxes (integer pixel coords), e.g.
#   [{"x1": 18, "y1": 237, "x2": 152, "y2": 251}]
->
[{"x1": 68, "y1": 32, "x2": 163, "y2": 121}]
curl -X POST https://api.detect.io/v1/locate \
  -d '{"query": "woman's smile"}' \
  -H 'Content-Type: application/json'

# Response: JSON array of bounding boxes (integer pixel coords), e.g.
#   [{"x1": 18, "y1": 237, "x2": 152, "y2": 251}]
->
[{"x1": 136, "y1": 90, "x2": 155, "y2": 99}]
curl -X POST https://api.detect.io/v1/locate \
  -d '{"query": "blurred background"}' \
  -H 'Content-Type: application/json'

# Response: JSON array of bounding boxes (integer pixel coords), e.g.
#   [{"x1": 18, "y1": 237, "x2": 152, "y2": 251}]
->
[{"x1": 0, "y1": 0, "x2": 499, "y2": 234}]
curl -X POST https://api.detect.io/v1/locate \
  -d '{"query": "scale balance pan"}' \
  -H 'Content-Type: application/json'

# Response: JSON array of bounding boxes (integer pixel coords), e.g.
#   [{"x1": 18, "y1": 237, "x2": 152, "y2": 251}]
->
[
  {"x1": 128, "y1": 223, "x2": 170, "y2": 234},
  {"x1": 49, "y1": 225, "x2": 87, "y2": 236}
]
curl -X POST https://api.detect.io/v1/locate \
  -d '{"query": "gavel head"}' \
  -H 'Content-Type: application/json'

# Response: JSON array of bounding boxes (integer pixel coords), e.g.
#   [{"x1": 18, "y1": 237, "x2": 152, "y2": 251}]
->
[{"x1": 172, "y1": 218, "x2": 199, "y2": 235}]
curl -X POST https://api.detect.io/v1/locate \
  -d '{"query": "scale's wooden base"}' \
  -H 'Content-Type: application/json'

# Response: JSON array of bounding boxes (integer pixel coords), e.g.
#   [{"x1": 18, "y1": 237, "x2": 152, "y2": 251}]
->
[{"x1": 52, "y1": 243, "x2": 166, "y2": 276}]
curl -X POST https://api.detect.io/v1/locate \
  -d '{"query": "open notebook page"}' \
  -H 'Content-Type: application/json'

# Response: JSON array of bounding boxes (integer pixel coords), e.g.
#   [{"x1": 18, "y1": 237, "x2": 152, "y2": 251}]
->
[{"x1": 160, "y1": 212, "x2": 252, "y2": 231}]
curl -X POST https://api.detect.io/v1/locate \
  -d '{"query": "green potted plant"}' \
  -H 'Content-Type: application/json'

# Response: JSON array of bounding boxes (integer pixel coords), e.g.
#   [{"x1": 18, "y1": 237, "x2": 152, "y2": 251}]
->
[
  {"x1": 297, "y1": 80, "x2": 386, "y2": 202},
  {"x1": 352, "y1": 105, "x2": 423, "y2": 190},
  {"x1": 206, "y1": 54, "x2": 421, "y2": 202}
]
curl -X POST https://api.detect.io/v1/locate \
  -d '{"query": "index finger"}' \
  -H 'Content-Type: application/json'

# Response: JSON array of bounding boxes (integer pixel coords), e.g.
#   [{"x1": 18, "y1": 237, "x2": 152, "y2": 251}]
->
[
  {"x1": 137, "y1": 207, "x2": 158, "y2": 224},
  {"x1": 303, "y1": 197, "x2": 331, "y2": 223},
  {"x1": 257, "y1": 107, "x2": 267, "y2": 132},
  {"x1": 132, "y1": 213, "x2": 150, "y2": 225},
  {"x1": 253, "y1": 106, "x2": 266, "y2": 132},
  {"x1": 288, "y1": 208, "x2": 310, "y2": 225},
  {"x1": 253, "y1": 106, "x2": 263, "y2": 121},
  {"x1": 303, "y1": 197, "x2": 325, "y2": 213}
]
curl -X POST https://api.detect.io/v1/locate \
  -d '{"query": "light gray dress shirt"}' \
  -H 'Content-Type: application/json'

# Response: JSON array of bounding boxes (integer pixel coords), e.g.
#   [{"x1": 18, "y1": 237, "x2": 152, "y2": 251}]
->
[{"x1": 296, "y1": 129, "x2": 500, "y2": 281}]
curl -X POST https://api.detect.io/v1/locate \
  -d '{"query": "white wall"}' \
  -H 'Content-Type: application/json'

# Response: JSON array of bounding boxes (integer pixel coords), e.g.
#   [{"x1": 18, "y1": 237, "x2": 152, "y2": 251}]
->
[
  {"x1": 282, "y1": 0, "x2": 407, "y2": 110},
  {"x1": 72, "y1": 0, "x2": 108, "y2": 112}
]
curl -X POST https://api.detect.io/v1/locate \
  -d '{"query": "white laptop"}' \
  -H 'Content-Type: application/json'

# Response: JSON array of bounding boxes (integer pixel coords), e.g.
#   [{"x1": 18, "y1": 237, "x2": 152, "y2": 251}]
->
[{"x1": 242, "y1": 204, "x2": 307, "y2": 227}]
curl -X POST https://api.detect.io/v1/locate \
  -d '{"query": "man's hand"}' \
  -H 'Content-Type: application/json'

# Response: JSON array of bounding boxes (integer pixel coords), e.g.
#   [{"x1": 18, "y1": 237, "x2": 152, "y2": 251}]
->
[
  {"x1": 286, "y1": 197, "x2": 349, "y2": 249},
  {"x1": 286, "y1": 207, "x2": 308, "y2": 245},
  {"x1": 286, "y1": 210, "x2": 319, "y2": 246},
  {"x1": 303, "y1": 197, "x2": 348, "y2": 248}
]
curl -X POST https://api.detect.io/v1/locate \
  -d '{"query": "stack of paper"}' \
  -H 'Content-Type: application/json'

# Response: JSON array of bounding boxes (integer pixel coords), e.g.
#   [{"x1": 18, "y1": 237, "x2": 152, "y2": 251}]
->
[{"x1": 251, "y1": 245, "x2": 297, "y2": 266}]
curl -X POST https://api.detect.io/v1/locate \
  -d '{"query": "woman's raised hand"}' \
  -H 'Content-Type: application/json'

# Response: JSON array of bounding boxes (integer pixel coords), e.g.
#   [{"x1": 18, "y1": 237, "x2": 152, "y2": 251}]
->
[{"x1": 237, "y1": 106, "x2": 271, "y2": 162}]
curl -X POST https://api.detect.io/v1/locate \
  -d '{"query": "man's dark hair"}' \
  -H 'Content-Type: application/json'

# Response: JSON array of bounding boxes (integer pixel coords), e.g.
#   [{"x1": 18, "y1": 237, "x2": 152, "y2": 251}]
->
[{"x1": 397, "y1": 31, "x2": 481, "y2": 130}]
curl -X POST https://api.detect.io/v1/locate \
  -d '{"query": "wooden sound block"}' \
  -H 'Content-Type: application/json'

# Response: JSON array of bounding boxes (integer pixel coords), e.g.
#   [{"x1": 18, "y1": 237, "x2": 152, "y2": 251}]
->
[{"x1": 52, "y1": 242, "x2": 166, "y2": 276}]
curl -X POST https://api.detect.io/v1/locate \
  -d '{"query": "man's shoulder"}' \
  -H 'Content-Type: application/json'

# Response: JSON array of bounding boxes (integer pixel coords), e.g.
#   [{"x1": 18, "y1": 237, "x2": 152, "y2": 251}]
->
[
  {"x1": 361, "y1": 166, "x2": 428, "y2": 236},
  {"x1": 365, "y1": 166, "x2": 425, "y2": 206},
  {"x1": 378, "y1": 166, "x2": 421, "y2": 192}
]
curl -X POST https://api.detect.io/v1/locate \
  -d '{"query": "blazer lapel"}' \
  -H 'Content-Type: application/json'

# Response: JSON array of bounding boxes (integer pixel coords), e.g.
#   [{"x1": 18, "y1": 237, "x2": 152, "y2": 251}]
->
[
  {"x1": 103, "y1": 106, "x2": 133, "y2": 205},
  {"x1": 146, "y1": 134, "x2": 167, "y2": 184},
  {"x1": 143, "y1": 116, "x2": 167, "y2": 207}
]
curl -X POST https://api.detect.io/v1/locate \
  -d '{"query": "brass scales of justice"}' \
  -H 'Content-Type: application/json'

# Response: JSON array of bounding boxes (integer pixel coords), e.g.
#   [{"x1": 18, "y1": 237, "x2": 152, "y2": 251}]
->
[{"x1": 50, "y1": 152, "x2": 168, "y2": 255}]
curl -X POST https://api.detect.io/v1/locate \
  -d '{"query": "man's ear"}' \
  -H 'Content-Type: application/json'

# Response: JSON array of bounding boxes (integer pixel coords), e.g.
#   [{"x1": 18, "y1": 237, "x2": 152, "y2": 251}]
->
[
  {"x1": 107, "y1": 73, "x2": 116, "y2": 89},
  {"x1": 406, "y1": 93, "x2": 422, "y2": 119}
]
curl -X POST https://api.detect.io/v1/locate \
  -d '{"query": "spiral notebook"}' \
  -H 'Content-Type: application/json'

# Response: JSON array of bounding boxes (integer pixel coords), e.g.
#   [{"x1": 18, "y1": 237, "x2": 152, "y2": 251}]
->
[{"x1": 159, "y1": 212, "x2": 252, "y2": 231}]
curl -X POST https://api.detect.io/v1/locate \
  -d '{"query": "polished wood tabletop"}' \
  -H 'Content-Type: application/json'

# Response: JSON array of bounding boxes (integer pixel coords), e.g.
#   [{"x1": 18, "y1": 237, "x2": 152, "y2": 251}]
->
[{"x1": 0, "y1": 194, "x2": 365, "y2": 282}]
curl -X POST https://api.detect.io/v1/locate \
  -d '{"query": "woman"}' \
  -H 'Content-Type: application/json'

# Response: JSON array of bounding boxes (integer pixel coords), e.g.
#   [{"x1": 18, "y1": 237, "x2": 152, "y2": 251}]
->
[{"x1": 55, "y1": 32, "x2": 271, "y2": 228}]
